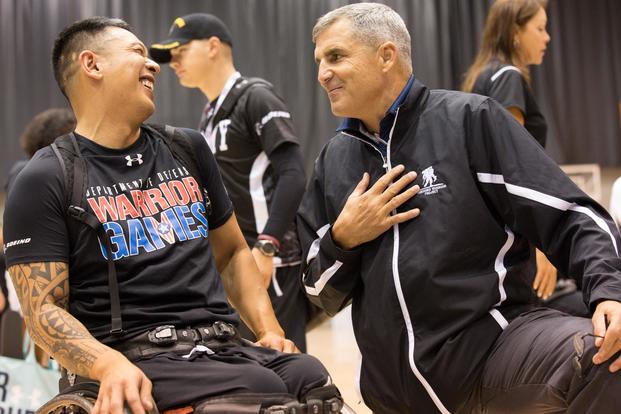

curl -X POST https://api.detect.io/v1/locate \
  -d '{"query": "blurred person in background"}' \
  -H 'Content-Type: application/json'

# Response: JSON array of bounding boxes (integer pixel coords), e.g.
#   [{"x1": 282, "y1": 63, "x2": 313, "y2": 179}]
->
[
  {"x1": 150, "y1": 13, "x2": 312, "y2": 351},
  {"x1": 463, "y1": 0, "x2": 588, "y2": 317},
  {"x1": 5, "y1": 108, "x2": 76, "y2": 194}
]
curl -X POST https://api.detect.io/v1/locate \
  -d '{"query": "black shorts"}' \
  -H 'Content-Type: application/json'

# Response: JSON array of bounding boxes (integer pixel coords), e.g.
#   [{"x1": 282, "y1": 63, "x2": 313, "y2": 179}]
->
[{"x1": 135, "y1": 342, "x2": 329, "y2": 410}]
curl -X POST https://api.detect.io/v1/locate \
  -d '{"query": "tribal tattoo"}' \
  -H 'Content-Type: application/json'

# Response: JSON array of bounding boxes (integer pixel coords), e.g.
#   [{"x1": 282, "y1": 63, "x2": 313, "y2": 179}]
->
[{"x1": 8, "y1": 262, "x2": 108, "y2": 376}]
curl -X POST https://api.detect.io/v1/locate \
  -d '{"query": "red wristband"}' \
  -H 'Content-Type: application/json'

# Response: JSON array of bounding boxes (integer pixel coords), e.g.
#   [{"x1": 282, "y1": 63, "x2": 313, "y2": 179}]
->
[{"x1": 257, "y1": 234, "x2": 280, "y2": 250}]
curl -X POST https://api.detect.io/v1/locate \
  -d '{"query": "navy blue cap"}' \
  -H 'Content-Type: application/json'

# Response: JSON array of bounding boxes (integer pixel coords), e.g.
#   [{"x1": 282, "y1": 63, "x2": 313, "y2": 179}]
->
[{"x1": 149, "y1": 13, "x2": 233, "y2": 63}]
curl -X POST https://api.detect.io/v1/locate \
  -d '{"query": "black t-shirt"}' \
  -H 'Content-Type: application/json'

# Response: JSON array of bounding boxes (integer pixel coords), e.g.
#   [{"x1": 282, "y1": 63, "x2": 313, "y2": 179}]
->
[
  {"x1": 3, "y1": 126, "x2": 237, "y2": 344},
  {"x1": 472, "y1": 61, "x2": 547, "y2": 147},
  {"x1": 5, "y1": 159, "x2": 28, "y2": 195},
  {"x1": 202, "y1": 77, "x2": 302, "y2": 262}
]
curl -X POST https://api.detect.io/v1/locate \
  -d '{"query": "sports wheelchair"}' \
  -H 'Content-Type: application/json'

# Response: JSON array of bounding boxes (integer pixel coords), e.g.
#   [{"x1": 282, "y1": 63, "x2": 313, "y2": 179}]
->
[
  {"x1": 37, "y1": 377, "x2": 355, "y2": 414},
  {"x1": 35, "y1": 320, "x2": 356, "y2": 414}
]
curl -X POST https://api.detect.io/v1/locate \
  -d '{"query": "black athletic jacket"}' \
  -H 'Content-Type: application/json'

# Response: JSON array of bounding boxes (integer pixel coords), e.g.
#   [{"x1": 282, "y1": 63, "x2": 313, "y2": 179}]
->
[{"x1": 297, "y1": 79, "x2": 621, "y2": 413}]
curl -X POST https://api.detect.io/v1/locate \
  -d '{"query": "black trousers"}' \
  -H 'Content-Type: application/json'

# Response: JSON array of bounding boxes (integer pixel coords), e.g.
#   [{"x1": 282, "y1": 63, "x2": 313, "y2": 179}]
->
[
  {"x1": 238, "y1": 263, "x2": 310, "y2": 352},
  {"x1": 461, "y1": 308, "x2": 621, "y2": 413},
  {"x1": 135, "y1": 343, "x2": 329, "y2": 410},
  {"x1": 545, "y1": 290, "x2": 591, "y2": 318}
]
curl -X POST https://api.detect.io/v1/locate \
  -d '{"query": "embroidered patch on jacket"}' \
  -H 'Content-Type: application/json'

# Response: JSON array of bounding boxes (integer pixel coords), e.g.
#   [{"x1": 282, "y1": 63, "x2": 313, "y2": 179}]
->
[{"x1": 419, "y1": 166, "x2": 447, "y2": 196}]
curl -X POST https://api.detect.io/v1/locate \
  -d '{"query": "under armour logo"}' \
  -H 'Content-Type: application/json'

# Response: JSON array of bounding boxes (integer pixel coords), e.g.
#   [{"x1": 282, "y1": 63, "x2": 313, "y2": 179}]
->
[{"x1": 125, "y1": 154, "x2": 143, "y2": 166}]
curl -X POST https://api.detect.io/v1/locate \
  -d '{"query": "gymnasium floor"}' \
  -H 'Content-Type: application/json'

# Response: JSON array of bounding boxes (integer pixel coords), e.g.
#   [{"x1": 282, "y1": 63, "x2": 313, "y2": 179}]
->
[{"x1": 307, "y1": 307, "x2": 371, "y2": 413}]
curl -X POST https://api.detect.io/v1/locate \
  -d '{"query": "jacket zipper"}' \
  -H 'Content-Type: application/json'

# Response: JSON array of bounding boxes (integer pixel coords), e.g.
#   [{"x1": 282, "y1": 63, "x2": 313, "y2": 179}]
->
[
  {"x1": 342, "y1": 117, "x2": 450, "y2": 412},
  {"x1": 340, "y1": 131, "x2": 389, "y2": 170},
  {"x1": 386, "y1": 109, "x2": 451, "y2": 414}
]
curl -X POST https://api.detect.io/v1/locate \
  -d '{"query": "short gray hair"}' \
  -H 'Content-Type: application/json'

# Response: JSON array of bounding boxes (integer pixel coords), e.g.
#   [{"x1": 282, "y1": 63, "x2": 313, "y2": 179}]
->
[{"x1": 313, "y1": 3, "x2": 412, "y2": 70}]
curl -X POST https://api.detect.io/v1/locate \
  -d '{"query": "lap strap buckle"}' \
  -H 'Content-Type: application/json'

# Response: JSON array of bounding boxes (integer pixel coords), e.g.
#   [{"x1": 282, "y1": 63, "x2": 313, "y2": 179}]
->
[
  {"x1": 212, "y1": 321, "x2": 235, "y2": 339},
  {"x1": 148, "y1": 325, "x2": 178, "y2": 345}
]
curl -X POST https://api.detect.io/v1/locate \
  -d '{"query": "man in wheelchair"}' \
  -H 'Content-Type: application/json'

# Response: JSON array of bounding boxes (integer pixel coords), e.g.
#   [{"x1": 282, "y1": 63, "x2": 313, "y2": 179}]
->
[{"x1": 4, "y1": 17, "x2": 343, "y2": 414}]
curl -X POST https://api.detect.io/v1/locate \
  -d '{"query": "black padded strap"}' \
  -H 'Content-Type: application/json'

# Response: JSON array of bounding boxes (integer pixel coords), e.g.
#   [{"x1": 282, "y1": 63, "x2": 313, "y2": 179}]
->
[
  {"x1": 72, "y1": 160, "x2": 87, "y2": 211},
  {"x1": 52, "y1": 133, "x2": 124, "y2": 336},
  {"x1": 64, "y1": 133, "x2": 88, "y2": 212},
  {"x1": 51, "y1": 134, "x2": 75, "y2": 207},
  {"x1": 144, "y1": 124, "x2": 198, "y2": 175},
  {"x1": 50, "y1": 142, "x2": 68, "y2": 190},
  {"x1": 211, "y1": 77, "x2": 272, "y2": 127},
  {"x1": 103, "y1": 229, "x2": 122, "y2": 334},
  {"x1": 52, "y1": 133, "x2": 86, "y2": 209},
  {"x1": 66, "y1": 209, "x2": 123, "y2": 335},
  {"x1": 165, "y1": 125, "x2": 203, "y2": 184},
  {"x1": 195, "y1": 393, "x2": 296, "y2": 414},
  {"x1": 145, "y1": 124, "x2": 212, "y2": 216}
]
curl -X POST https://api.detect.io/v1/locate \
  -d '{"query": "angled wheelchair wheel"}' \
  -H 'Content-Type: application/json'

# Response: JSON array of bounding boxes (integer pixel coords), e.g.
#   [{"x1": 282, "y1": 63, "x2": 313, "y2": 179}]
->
[
  {"x1": 36, "y1": 394, "x2": 136, "y2": 414},
  {"x1": 36, "y1": 393, "x2": 95, "y2": 414}
]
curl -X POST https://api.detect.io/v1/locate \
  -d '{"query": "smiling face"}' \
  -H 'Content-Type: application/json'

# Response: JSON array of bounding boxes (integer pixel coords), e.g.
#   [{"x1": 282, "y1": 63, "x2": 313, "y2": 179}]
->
[
  {"x1": 516, "y1": 7, "x2": 550, "y2": 65},
  {"x1": 314, "y1": 19, "x2": 387, "y2": 121},
  {"x1": 97, "y1": 27, "x2": 160, "y2": 117},
  {"x1": 169, "y1": 39, "x2": 213, "y2": 88}
]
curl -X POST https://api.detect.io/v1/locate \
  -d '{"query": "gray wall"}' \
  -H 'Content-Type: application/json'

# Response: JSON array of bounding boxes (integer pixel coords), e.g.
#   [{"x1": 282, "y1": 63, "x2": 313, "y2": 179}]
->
[{"x1": 1, "y1": 0, "x2": 620, "y2": 189}]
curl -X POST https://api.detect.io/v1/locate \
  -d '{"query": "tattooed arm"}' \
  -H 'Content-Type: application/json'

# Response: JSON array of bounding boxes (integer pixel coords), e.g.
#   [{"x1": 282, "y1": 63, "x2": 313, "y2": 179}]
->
[
  {"x1": 8, "y1": 262, "x2": 154, "y2": 414},
  {"x1": 9, "y1": 262, "x2": 105, "y2": 371}
]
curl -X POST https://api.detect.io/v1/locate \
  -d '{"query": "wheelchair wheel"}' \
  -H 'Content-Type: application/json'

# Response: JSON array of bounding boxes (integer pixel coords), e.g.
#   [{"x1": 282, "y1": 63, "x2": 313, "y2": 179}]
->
[{"x1": 37, "y1": 393, "x2": 95, "y2": 414}]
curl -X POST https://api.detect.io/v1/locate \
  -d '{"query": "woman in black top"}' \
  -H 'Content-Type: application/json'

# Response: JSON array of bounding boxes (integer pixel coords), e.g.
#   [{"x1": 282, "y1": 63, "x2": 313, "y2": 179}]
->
[
  {"x1": 463, "y1": 0, "x2": 592, "y2": 316},
  {"x1": 463, "y1": 0, "x2": 550, "y2": 147}
]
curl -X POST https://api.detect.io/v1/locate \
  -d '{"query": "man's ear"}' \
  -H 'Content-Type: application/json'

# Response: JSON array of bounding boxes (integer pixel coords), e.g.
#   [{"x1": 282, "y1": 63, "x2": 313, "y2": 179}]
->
[
  {"x1": 206, "y1": 38, "x2": 216, "y2": 58},
  {"x1": 206, "y1": 36, "x2": 226, "y2": 59},
  {"x1": 78, "y1": 50, "x2": 103, "y2": 80},
  {"x1": 378, "y1": 42, "x2": 398, "y2": 72}
]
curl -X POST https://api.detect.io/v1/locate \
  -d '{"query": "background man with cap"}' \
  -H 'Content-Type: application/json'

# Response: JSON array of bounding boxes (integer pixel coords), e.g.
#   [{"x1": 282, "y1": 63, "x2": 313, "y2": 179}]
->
[{"x1": 151, "y1": 13, "x2": 312, "y2": 351}]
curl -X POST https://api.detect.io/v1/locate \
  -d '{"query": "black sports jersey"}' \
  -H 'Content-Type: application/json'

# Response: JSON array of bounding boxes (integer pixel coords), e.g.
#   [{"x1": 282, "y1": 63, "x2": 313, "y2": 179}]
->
[
  {"x1": 3, "y1": 127, "x2": 237, "y2": 344},
  {"x1": 472, "y1": 61, "x2": 547, "y2": 147},
  {"x1": 200, "y1": 73, "x2": 302, "y2": 264}
]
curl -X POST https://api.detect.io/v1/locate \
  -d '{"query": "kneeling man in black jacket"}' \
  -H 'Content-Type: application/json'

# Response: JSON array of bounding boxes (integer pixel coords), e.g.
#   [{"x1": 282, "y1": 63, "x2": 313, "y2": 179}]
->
[{"x1": 299, "y1": 3, "x2": 621, "y2": 413}]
